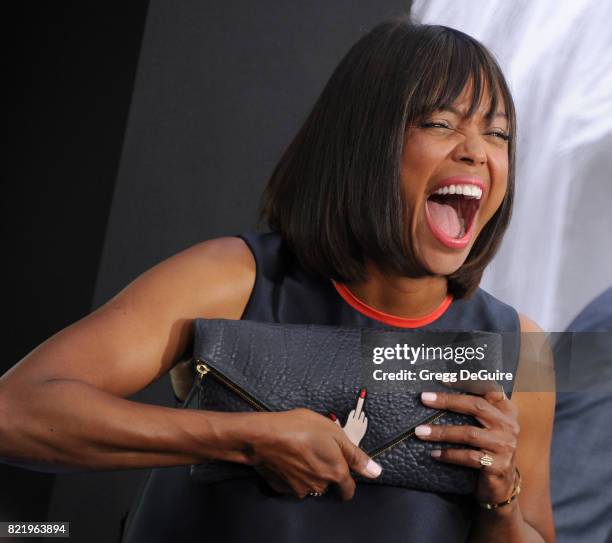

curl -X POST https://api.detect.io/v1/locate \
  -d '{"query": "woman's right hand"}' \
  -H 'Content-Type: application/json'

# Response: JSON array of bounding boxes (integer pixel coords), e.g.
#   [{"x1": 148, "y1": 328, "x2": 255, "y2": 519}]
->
[{"x1": 246, "y1": 408, "x2": 382, "y2": 500}]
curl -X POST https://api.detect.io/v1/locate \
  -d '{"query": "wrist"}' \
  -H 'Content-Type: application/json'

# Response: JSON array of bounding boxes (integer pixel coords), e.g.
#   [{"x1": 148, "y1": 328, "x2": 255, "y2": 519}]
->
[
  {"x1": 199, "y1": 411, "x2": 270, "y2": 465},
  {"x1": 477, "y1": 496, "x2": 520, "y2": 520},
  {"x1": 477, "y1": 467, "x2": 522, "y2": 511}
]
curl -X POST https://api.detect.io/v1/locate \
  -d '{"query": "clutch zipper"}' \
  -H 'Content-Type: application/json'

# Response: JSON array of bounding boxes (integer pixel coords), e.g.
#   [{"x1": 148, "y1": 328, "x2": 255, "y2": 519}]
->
[
  {"x1": 369, "y1": 410, "x2": 446, "y2": 459},
  {"x1": 191, "y1": 360, "x2": 447, "y2": 459},
  {"x1": 194, "y1": 358, "x2": 269, "y2": 412}
]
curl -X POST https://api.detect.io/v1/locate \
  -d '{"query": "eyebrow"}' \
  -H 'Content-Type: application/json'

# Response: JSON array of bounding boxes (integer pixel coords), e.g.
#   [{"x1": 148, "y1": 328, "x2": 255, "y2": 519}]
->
[{"x1": 441, "y1": 105, "x2": 507, "y2": 119}]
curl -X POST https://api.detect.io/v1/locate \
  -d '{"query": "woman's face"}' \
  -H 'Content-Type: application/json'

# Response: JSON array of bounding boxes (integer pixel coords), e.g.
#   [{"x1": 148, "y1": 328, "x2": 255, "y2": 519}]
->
[{"x1": 401, "y1": 83, "x2": 510, "y2": 276}]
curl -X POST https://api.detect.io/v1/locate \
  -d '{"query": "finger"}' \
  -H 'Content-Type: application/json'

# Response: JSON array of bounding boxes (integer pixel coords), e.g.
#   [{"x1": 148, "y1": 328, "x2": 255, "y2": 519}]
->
[
  {"x1": 285, "y1": 473, "x2": 329, "y2": 500},
  {"x1": 336, "y1": 467, "x2": 357, "y2": 500},
  {"x1": 430, "y1": 448, "x2": 508, "y2": 477},
  {"x1": 254, "y1": 465, "x2": 293, "y2": 494},
  {"x1": 437, "y1": 377, "x2": 502, "y2": 396},
  {"x1": 268, "y1": 480, "x2": 291, "y2": 494},
  {"x1": 414, "y1": 423, "x2": 509, "y2": 453},
  {"x1": 420, "y1": 391, "x2": 503, "y2": 427},
  {"x1": 328, "y1": 412, "x2": 341, "y2": 427},
  {"x1": 348, "y1": 409, "x2": 356, "y2": 420},
  {"x1": 256, "y1": 465, "x2": 306, "y2": 498},
  {"x1": 335, "y1": 434, "x2": 382, "y2": 480},
  {"x1": 434, "y1": 384, "x2": 513, "y2": 417},
  {"x1": 483, "y1": 387, "x2": 515, "y2": 415},
  {"x1": 355, "y1": 388, "x2": 366, "y2": 417},
  {"x1": 481, "y1": 383, "x2": 506, "y2": 401},
  {"x1": 305, "y1": 480, "x2": 329, "y2": 497},
  {"x1": 359, "y1": 411, "x2": 366, "y2": 422}
]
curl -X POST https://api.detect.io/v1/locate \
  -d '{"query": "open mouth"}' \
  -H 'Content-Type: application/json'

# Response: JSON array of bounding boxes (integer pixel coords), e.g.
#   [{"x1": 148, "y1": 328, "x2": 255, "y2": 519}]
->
[{"x1": 425, "y1": 183, "x2": 483, "y2": 249}]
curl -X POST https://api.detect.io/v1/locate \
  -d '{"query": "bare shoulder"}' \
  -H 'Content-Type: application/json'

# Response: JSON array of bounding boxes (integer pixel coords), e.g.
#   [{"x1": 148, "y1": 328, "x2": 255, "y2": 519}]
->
[
  {"x1": 0, "y1": 236, "x2": 256, "y2": 399},
  {"x1": 164, "y1": 237, "x2": 256, "y2": 398},
  {"x1": 116, "y1": 235, "x2": 256, "y2": 321},
  {"x1": 171, "y1": 236, "x2": 256, "y2": 318},
  {"x1": 103, "y1": 235, "x2": 257, "y2": 329}
]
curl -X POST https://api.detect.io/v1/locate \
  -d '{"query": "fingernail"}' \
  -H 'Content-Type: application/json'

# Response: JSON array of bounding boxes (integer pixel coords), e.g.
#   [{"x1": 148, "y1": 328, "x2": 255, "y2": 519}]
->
[
  {"x1": 366, "y1": 459, "x2": 382, "y2": 477},
  {"x1": 421, "y1": 392, "x2": 437, "y2": 403},
  {"x1": 415, "y1": 425, "x2": 431, "y2": 436},
  {"x1": 328, "y1": 412, "x2": 337, "y2": 421},
  {"x1": 431, "y1": 449, "x2": 442, "y2": 458},
  {"x1": 360, "y1": 388, "x2": 367, "y2": 399}
]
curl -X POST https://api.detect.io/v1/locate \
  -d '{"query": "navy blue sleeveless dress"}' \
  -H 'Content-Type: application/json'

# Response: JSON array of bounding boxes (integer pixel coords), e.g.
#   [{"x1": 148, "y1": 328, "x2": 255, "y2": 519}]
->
[{"x1": 122, "y1": 231, "x2": 520, "y2": 543}]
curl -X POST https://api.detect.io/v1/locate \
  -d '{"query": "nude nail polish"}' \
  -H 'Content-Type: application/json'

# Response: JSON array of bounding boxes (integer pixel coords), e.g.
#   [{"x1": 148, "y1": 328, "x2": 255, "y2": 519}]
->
[
  {"x1": 415, "y1": 425, "x2": 431, "y2": 436},
  {"x1": 366, "y1": 459, "x2": 382, "y2": 477}
]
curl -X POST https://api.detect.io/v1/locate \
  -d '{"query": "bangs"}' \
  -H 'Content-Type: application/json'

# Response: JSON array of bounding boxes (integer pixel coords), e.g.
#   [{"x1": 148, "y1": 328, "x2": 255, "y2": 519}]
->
[
  {"x1": 406, "y1": 29, "x2": 514, "y2": 128},
  {"x1": 261, "y1": 17, "x2": 517, "y2": 299}
]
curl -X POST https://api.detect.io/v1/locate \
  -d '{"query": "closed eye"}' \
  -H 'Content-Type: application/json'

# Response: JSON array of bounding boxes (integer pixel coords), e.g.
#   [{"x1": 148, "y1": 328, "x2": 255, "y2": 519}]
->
[
  {"x1": 420, "y1": 121, "x2": 511, "y2": 142},
  {"x1": 486, "y1": 130, "x2": 511, "y2": 142},
  {"x1": 420, "y1": 121, "x2": 451, "y2": 130}
]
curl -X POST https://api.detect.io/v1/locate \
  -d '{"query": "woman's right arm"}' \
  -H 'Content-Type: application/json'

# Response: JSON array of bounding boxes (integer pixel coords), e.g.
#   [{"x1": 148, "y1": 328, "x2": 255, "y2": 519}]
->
[
  {"x1": 0, "y1": 237, "x2": 259, "y2": 472},
  {"x1": 0, "y1": 237, "x2": 379, "y2": 499}
]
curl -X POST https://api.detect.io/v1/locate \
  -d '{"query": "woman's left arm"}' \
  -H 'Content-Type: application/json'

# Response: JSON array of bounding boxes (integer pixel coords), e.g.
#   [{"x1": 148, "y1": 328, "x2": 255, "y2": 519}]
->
[{"x1": 417, "y1": 314, "x2": 556, "y2": 542}]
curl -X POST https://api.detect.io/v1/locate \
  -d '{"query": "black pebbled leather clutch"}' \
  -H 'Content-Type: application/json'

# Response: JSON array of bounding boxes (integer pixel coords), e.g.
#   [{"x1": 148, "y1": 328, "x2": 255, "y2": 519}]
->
[{"x1": 183, "y1": 318, "x2": 502, "y2": 495}]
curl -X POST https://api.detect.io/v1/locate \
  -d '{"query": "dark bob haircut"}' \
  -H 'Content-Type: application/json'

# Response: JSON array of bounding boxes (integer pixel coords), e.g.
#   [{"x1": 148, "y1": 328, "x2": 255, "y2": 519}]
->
[{"x1": 260, "y1": 16, "x2": 516, "y2": 299}]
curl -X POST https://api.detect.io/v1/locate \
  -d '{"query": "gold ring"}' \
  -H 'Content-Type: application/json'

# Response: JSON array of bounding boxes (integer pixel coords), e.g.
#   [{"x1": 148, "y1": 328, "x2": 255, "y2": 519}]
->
[{"x1": 479, "y1": 453, "x2": 494, "y2": 467}]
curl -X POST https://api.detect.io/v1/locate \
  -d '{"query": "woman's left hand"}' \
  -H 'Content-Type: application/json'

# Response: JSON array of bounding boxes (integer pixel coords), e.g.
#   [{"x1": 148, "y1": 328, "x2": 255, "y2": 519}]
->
[{"x1": 416, "y1": 388, "x2": 520, "y2": 504}]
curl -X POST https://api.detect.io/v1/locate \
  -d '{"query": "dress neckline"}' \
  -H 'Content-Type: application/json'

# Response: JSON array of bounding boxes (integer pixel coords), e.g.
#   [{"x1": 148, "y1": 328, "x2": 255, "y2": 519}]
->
[{"x1": 331, "y1": 280, "x2": 453, "y2": 328}]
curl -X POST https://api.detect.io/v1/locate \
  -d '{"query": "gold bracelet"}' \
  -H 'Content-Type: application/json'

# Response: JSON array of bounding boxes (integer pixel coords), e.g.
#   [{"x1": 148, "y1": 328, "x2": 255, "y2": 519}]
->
[{"x1": 478, "y1": 467, "x2": 522, "y2": 510}]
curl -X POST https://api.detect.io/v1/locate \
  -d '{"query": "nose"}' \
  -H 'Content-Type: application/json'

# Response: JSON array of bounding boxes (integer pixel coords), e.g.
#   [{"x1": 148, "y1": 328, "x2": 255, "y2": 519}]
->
[{"x1": 451, "y1": 133, "x2": 487, "y2": 166}]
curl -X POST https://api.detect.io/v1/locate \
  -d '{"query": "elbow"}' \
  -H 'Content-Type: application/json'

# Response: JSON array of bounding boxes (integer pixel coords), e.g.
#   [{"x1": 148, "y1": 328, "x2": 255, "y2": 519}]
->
[
  {"x1": 0, "y1": 384, "x2": 64, "y2": 473},
  {"x1": 0, "y1": 383, "x2": 89, "y2": 474}
]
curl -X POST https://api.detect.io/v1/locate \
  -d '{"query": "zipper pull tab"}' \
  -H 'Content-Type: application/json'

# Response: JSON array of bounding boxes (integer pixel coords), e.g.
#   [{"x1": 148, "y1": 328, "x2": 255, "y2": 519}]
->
[
  {"x1": 195, "y1": 361, "x2": 210, "y2": 381},
  {"x1": 180, "y1": 360, "x2": 209, "y2": 409}
]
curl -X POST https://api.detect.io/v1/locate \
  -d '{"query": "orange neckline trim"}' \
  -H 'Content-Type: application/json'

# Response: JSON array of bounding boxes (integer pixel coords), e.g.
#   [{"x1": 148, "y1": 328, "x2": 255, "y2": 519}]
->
[{"x1": 332, "y1": 281, "x2": 453, "y2": 328}]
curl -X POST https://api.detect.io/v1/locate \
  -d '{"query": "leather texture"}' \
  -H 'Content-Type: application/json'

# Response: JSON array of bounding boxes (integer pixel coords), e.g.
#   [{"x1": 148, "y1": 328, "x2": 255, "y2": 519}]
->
[{"x1": 186, "y1": 318, "x2": 498, "y2": 494}]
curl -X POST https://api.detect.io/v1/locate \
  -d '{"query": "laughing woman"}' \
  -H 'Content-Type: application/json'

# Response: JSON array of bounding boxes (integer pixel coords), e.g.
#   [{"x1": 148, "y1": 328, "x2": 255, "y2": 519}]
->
[{"x1": 0, "y1": 17, "x2": 555, "y2": 543}]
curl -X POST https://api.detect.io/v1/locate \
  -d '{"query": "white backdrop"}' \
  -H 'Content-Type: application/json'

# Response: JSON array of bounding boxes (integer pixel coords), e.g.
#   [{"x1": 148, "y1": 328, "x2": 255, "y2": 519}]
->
[{"x1": 413, "y1": 0, "x2": 612, "y2": 331}]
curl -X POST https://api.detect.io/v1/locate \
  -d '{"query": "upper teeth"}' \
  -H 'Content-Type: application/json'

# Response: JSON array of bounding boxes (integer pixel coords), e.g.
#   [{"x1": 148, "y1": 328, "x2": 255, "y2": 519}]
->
[{"x1": 432, "y1": 184, "x2": 482, "y2": 199}]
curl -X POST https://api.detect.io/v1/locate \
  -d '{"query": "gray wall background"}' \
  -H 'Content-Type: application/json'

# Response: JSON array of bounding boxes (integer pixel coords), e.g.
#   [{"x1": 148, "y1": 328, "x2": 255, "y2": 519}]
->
[
  {"x1": 45, "y1": 2, "x2": 411, "y2": 541},
  {"x1": 2, "y1": 1, "x2": 148, "y2": 536}
]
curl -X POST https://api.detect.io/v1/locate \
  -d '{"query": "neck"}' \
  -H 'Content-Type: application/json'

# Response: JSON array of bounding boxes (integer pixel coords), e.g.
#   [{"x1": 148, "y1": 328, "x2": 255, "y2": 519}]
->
[{"x1": 345, "y1": 263, "x2": 449, "y2": 318}]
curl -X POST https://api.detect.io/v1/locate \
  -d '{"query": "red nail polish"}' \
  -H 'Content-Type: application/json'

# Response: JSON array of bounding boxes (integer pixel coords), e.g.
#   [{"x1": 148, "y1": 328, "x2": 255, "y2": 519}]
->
[
  {"x1": 328, "y1": 412, "x2": 337, "y2": 421},
  {"x1": 360, "y1": 389, "x2": 367, "y2": 399}
]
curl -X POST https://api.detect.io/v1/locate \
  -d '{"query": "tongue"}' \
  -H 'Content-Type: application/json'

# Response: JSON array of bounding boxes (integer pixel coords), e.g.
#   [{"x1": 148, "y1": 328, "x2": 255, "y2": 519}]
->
[{"x1": 427, "y1": 199, "x2": 462, "y2": 238}]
